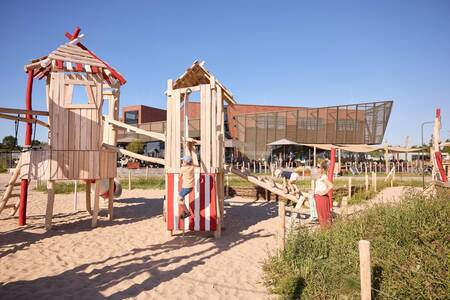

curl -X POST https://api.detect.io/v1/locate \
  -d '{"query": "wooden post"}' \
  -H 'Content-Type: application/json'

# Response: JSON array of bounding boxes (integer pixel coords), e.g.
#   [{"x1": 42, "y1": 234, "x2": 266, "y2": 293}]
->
[
  {"x1": 108, "y1": 178, "x2": 114, "y2": 220},
  {"x1": 128, "y1": 169, "x2": 131, "y2": 191},
  {"x1": 73, "y1": 180, "x2": 78, "y2": 211},
  {"x1": 338, "y1": 149, "x2": 342, "y2": 174},
  {"x1": 45, "y1": 180, "x2": 55, "y2": 230},
  {"x1": 341, "y1": 196, "x2": 348, "y2": 215},
  {"x1": 359, "y1": 240, "x2": 372, "y2": 300},
  {"x1": 365, "y1": 173, "x2": 369, "y2": 193},
  {"x1": 279, "y1": 201, "x2": 286, "y2": 250},
  {"x1": 313, "y1": 146, "x2": 317, "y2": 167},
  {"x1": 391, "y1": 169, "x2": 395, "y2": 187},
  {"x1": 85, "y1": 181, "x2": 92, "y2": 215},
  {"x1": 372, "y1": 172, "x2": 377, "y2": 192},
  {"x1": 348, "y1": 177, "x2": 352, "y2": 200},
  {"x1": 146, "y1": 166, "x2": 149, "y2": 179},
  {"x1": 92, "y1": 181, "x2": 100, "y2": 227},
  {"x1": 226, "y1": 172, "x2": 229, "y2": 197}
]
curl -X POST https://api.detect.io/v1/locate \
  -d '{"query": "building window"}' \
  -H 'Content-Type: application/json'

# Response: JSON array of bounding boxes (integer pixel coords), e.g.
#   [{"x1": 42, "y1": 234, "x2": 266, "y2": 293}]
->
[
  {"x1": 337, "y1": 119, "x2": 355, "y2": 131},
  {"x1": 125, "y1": 111, "x2": 139, "y2": 124},
  {"x1": 298, "y1": 118, "x2": 323, "y2": 130}
]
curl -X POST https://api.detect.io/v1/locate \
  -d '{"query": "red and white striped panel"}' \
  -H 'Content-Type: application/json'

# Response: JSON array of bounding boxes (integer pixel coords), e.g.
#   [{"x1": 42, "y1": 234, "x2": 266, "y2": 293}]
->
[
  {"x1": 52, "y1": 59, "x2": 116, "y2": 83},
  {"x1": 166, "y1": 173, "x2": 217, "y2": 232}
]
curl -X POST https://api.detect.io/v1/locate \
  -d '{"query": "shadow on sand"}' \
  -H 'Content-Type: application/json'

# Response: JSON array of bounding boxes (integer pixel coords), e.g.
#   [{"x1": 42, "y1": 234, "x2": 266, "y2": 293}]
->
[
  {"x1": 1, "y1": 197, "x2": 277, "y2": 299},
  {"x1": 0, "y1": 197, "x2": 164, "y2": 259}
]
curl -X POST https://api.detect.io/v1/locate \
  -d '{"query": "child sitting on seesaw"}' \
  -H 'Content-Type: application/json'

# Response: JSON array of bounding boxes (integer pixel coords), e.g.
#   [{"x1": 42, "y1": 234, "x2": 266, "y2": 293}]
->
[
  {"x1": 269, "y1": 167, "x2": 302, "y2": 194},
  {"x1": 179, "y1": 155, "x2": 194, "y2": 219}
]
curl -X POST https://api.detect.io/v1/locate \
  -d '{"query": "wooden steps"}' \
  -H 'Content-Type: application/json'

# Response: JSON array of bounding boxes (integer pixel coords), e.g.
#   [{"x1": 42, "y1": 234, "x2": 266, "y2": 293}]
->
[{"x1": 0, "y1": 155, "x2": 23, "y2": 216}]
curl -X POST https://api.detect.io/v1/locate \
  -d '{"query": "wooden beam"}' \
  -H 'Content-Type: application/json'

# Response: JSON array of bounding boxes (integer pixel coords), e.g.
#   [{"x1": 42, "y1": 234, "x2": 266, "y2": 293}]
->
[
  {"x1": 279, "y1": 201, "x2": 286, "y2": 250},
  {"x1": 108, "y1": 178, "x2": 114, "y2": 220},
  {"x1": 45, "y1": 180, "x2": 55, "y2": 230},
  {"x1": 91, "y1": 181, "x2": 100, "y2": 227},
  {"x1": 103, "y1": 143, "x2": 165, "y2": 166},
  {"x1": 0, "y1": 113, "x2": 50, "y2": 128},
  {"x1": 103, "y1": 117, "x2": 165, "y2": 141},
  {"x1": 228, "y1": 167, "x2": 304, "y2": 203},
  {"x1": 85, "y1": 181, "x2": 92, "y2": 215},
  {"x1": 0, "y1": 107, "x2": 49, "y2": 116}
]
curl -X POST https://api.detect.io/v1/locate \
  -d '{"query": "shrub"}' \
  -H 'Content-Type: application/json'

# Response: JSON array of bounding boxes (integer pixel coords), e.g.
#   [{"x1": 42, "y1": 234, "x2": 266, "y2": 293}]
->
[
  {"x1": 262, "y1": 189, "x2": 450, "y2": 299},
  {"x1": 126, "y1": 140, "x2": 144, "y2": 154}
]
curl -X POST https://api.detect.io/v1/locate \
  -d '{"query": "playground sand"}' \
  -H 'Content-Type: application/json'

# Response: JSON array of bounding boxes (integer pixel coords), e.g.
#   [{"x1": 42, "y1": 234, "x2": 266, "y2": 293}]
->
[{"x1": 0, "y1": 186, "x2": 278, "y2": 299}]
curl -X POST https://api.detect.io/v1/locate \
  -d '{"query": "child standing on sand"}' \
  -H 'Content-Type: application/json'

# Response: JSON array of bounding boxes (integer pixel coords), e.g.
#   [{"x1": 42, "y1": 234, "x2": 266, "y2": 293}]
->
[{"x1": 179, "y1": 156, "x2": 194, "y2": 219}]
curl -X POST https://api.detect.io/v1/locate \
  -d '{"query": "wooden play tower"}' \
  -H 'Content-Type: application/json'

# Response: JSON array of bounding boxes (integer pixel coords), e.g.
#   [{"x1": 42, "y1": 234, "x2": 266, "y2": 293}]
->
[
  {"x1": 164, "y1": 61, "x2": 235, "y2": 238},
  {"x1": 0, "y1": 28, "x2": 125, "y2": 229}
]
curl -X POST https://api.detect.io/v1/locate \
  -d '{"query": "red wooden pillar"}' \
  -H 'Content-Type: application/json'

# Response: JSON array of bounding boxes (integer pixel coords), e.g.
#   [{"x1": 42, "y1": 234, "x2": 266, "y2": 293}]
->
[{"x1": 18, "y1": 70, "x2": 34, "y2": 225}]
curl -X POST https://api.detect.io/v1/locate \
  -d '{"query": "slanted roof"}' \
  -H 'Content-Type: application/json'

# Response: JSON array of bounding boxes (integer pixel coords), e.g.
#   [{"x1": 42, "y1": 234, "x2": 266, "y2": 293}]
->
[
  {"x1": 24, "y1": 32, "x2": 126, "y2": 85},
  {"x1": 173, "y1": 60, "x2": 235, "y2": 105}
]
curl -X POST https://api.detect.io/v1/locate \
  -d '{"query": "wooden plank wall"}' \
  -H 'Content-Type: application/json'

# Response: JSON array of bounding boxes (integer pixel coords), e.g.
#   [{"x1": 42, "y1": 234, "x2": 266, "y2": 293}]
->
[
  {"x1": 45, "y1": 70, "x2": 115, "y2": 181},
  {"x1": 21, "y1": 150, "x2": 116, "y2": 180}
]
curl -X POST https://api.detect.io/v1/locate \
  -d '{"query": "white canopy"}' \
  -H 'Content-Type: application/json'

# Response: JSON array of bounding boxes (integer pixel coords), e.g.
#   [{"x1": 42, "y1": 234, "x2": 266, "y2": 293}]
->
[{"x1": 267, "y1": 139, "x2": 301, "y2": 146}]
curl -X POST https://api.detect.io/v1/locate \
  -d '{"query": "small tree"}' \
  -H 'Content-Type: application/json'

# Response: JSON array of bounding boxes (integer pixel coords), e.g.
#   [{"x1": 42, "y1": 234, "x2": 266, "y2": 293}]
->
[
  {"x1": 127, "y1": 140, "x2": 144, "y2": 154},
  {"x1": 2, "y1": 135, "x2": 18, "y2": 150}
]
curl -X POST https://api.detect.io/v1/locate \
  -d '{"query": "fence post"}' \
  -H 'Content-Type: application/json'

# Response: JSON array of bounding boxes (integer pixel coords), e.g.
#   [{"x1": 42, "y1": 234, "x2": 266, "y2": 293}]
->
[
  {"x1": 391, "y1": 169, "x2": 395, "y2": 187},
  {"x1": 146, "y1": 166, "x2": 149, "y2": 179},
  {"x1": 128, "y1": 169, "x2": 131, "y2": 191},
  {"x1": 365, "y1": 173, "x2": 369, "y2": 193},
  {"x1": 372, "y1": 172, "x2": 377, "y2": 192},
  {"x1": 348, "y1": 177, "x2": 352, "y2": 200},
  {"x1": 359, "y1": 240, "x2": 372, "y2": 300},
  {"x1": 226, "y1": 172, "x2": 229, "y2": 197},
  {"x1": 73, "y1": 180, "x2": 78, "y2": 211},
  {"x1": 278, "y1": 201, "x2": 286, "y2": 250}
]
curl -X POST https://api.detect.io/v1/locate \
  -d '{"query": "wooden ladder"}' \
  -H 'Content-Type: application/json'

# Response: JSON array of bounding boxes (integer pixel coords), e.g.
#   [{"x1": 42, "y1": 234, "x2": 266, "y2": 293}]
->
[{"x1": 0, "y1": 155, "x2": 24, "y2": 216}]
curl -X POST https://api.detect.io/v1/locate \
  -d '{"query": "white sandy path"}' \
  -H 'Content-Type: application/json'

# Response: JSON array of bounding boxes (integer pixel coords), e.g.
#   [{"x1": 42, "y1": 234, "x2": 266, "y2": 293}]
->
[
  {"x1": 0, "y1": 188, "x2": 279, "y2": 300},
  {"x1": 339, "y1": 186, "x2": 418, "y2": 215}
]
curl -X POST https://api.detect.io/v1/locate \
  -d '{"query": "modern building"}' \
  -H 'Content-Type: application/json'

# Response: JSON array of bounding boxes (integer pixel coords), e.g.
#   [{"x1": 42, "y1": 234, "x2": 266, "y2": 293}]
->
[
  {"x1": 122, "y1": 105, "x2": 166, "y2": 124},
  {"x1": 117, "y1": 100, "x2": 393, "y2": 161}
]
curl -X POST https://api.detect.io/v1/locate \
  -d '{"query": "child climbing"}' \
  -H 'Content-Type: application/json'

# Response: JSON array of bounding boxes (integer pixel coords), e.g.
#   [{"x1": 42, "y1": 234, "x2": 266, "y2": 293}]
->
[
  {"x1": 270, "y1": 167, "x2": 302, "y2": 194},
  {"x1": 179, "y1": 155, "x2": 194, "y2": 219}
]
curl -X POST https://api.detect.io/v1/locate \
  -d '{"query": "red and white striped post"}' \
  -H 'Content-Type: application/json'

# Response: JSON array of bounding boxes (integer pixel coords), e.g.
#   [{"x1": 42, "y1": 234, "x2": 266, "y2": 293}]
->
[{"x1": 18, "y1": 69, "x2": 34, "y2": 226}]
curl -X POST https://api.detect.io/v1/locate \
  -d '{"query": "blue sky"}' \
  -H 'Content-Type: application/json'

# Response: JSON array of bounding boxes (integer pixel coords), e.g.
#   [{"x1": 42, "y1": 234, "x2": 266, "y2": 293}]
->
[{"x1": 0, "y1": 0, "x2": 449, "y2": 146}]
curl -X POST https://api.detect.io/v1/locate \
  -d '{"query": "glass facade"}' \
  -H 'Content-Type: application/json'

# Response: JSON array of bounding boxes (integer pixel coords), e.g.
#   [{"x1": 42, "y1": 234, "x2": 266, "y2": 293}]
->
[{"x1": 234, "y1": 101, "x2": 392, "y2": 160}]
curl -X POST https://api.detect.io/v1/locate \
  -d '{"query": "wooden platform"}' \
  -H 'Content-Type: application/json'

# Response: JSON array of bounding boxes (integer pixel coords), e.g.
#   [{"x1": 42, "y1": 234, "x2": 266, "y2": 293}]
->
[{"x1": 20, "y1": 149, "x2": 116, "y2": 180}]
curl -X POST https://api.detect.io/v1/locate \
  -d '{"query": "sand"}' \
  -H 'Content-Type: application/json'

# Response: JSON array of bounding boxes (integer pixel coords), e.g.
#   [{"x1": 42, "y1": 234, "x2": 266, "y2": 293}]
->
[{"x1": 0, "y1": 186, "x2": 279, "y2": 300}]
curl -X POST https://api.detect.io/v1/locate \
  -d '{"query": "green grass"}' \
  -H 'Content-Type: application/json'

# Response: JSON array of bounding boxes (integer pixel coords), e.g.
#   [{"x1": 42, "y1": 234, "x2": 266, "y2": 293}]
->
[
  {"x1": 35, "y1": 182, "x2": 87, "y2": 194},
  {"x1": 34, "y1": 177, "x2": 166, "y2": 194},
  {"x1": 262, "y1": 189, "x2": 450, "y2": 299},
  {"x1": 119, "y1": 176, "x2": 165, "y2": 190},
  {"x1": 31, "y1": 175, "x2": 423, "y2": 200}
]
